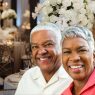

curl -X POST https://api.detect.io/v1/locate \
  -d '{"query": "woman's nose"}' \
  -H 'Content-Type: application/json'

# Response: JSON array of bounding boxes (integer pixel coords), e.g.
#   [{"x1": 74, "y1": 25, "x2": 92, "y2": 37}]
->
[{"x1": 69, "y1": 52, "x2": 80, "y2": 61}]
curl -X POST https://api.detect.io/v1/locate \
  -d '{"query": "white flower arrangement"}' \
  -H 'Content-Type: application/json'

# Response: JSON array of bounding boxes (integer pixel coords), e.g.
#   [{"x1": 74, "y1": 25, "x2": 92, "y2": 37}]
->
[
  {"x1": 1, "y1": 9, "x2": 17, "y2": 19},
  {"x1": 32, "y1": 0, "x2": 95, "y2": 30},
  {"x1": 23, "y1": 10, "x2": 30, "y2": 18},
  {"x1": 22, "y1": 10, "x2": 30, "y2": 30}
]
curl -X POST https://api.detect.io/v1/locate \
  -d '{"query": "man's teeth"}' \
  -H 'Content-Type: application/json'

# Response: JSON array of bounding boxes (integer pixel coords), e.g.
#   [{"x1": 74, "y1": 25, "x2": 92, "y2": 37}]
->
[
  {"x1": 40, "y1": 58, "x2": 47, "y2": 61},
  {"x1": 70, "y1": 65, "x2": 83, "y2": 69}
]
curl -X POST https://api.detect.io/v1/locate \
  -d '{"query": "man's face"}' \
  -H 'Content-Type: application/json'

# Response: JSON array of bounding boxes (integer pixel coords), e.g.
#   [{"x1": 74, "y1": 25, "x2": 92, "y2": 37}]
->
[{"x1": 31, "y1": 30, "x2": 62, "y2": 73}]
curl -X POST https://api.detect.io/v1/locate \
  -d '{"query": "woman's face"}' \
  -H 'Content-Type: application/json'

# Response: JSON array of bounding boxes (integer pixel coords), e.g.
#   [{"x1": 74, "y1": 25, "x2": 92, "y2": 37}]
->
[{"x1": 62, "y1": 37, "x2": 95, "y2": 81}]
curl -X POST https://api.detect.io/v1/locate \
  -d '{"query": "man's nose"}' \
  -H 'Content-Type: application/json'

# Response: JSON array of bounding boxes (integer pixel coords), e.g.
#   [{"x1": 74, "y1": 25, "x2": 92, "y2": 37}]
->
[{"x1": 38, "y1": 47, "x2": 47, "y2": 54}]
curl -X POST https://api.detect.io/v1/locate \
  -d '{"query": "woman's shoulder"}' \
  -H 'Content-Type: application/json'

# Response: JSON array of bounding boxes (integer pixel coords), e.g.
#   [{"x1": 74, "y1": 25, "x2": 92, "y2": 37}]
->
[{"x1": 61, "y1": 82, "x2": 73, "y2": 95}]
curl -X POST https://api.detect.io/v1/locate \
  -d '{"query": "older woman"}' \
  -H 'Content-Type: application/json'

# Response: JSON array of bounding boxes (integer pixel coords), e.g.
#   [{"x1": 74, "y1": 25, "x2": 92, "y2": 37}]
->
[{"x1": 61, "y1": 26, "x2": 95, "y2": 95}]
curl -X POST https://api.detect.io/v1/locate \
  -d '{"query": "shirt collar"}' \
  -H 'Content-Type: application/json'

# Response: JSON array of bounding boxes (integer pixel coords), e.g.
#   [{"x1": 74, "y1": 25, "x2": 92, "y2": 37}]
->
[
  {"x1": 80, "y1": 68, "x2": 95, "y2": 93},
  {"x1": 62, "y1": 82, "x2": 73, "y2": 95},
  {"x1": 32, "y1": 65, "x2": 71, "y2": 80},
  {"x1": 32, "y1": 66, "x2": 41, "y2": 80},
  {"x1": 55, "y1": 65, "x2": 71, "y2": 79}
]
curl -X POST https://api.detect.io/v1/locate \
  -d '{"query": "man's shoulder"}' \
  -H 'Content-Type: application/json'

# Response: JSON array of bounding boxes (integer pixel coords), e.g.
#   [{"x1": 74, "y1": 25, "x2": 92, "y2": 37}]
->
[
  {"x1": 58, "y1": 66, "x2": 72, "y2": 79},
  {"x1": 23, "y1": 66, "x2": 40, "y2": 77}
]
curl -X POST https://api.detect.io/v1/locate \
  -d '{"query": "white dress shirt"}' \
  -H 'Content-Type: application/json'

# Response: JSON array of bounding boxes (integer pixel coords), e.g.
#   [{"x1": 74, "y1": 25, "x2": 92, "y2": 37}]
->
[{"x1": 15, "y1": 66, "x2": 72, "y2": 95}]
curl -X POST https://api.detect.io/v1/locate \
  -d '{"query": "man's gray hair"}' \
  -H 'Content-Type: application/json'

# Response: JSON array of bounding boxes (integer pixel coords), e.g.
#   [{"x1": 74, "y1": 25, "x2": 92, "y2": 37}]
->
[
  {"x1": 30, "y1": 22, "x2": 62, "y2": 43},
  {"x1": 62, "y1": 26, "x2": 95, "y2": 51}
]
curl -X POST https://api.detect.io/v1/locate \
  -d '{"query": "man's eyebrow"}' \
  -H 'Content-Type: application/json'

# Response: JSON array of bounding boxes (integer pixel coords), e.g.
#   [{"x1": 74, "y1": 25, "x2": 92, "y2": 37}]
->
[
  {"x1": 43, "y1": 40, "x2": 54, "y2": 43},
  {"x1": 31, "y1": 42, "x2": 37, "y2": 45}
]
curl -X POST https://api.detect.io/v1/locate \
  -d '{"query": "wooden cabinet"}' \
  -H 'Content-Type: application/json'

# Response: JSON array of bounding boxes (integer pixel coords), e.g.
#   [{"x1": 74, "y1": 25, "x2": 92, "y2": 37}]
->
[
  {"x1": 0, "y1": 45, "x2": 14, "y2": 78},
  {"x1": 0, "y1": 62, "x2": 14, "y2": 78}
]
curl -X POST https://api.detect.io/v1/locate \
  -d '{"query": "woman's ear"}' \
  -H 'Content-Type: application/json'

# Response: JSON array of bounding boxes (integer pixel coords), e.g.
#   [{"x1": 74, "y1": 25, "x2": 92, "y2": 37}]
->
[{"x1": 93, "y1": 51, "x2": 95, "y2": 66}]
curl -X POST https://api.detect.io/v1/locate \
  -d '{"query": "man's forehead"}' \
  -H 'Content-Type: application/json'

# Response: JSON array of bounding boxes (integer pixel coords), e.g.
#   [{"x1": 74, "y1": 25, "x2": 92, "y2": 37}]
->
[
  {"x1": 31, "y1": 40, "x2": 54, "y2": 45},
  {"x1": 31, "y1": 29, "x2": 55, "y2": 35}
]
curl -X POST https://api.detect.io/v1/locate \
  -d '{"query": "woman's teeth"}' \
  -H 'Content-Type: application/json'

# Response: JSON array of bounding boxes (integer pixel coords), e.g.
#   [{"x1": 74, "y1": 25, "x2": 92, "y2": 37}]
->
[{"x1": 70, "y1": 65, "x2": 83, "y2": 69}]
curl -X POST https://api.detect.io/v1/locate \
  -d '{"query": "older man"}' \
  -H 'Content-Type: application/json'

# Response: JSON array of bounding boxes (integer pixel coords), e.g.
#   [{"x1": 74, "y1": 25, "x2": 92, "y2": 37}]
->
[{"x1": 15, "y1": 22, "x2": 72, "y2": 95}]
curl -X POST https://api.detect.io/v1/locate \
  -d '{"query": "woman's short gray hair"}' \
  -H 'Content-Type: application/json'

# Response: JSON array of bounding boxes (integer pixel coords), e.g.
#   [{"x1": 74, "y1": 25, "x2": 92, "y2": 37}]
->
[
  {"x1": 62, "y1": 26, "x2": 95, "y2": 51},
  {"x1": 30, "y1": 22, "x2": 62, "y2": 43}
]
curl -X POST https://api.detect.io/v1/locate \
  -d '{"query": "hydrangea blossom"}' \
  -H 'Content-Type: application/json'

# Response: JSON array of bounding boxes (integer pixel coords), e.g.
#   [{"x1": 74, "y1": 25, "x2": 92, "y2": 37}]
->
[
  {"x1": 32, "y1": 0, "x2": 95, "y2": 31},
  {"x1": 23, "y1": 10, "x2": 30, "y2": 18},
  {"x1": 1, "y1": 9, "x2": 17, "y2": 19}
]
